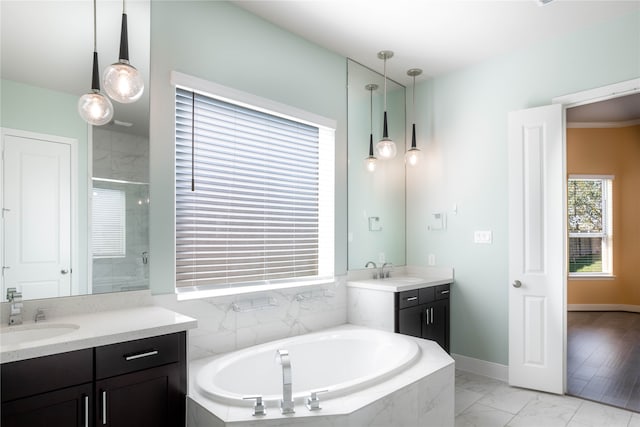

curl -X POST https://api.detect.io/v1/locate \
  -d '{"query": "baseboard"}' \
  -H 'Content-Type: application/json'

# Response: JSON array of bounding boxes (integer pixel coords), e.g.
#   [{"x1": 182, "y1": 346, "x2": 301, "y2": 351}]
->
[
  {"x1": 451, "y1": 353, "x2": 508, "y2": 382},
  {"x1": 568, "y1": 304, "x2": 640, "y2": 313}
]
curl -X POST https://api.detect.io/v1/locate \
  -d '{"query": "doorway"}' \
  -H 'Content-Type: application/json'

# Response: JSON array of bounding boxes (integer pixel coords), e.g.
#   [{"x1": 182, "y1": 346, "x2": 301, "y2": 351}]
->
[
  {"x1": 563, "y1": 91, "x2": 640, "y2": 411},
  {"x1": 1, "y1": 128, "x2": 78, "y2": 300}
]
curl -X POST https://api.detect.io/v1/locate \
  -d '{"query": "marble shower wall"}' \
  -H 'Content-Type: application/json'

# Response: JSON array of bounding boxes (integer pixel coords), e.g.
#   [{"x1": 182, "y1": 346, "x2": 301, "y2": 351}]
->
[
  {"x1": 92, "y1": 128, "x2": 150, "y2": 294},
  {"x1": 154, "y1": 278, "x2": 348, "y2": 361}
]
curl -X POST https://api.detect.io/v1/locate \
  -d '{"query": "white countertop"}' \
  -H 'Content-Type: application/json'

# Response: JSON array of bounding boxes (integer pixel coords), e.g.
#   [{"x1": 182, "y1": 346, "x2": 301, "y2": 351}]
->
[
  {"x1": 0, "y1": 306, "x2": 197, "y2": 363},
  {"x1": 347, "y1": 275, "x2": 453, "y2": 292}
]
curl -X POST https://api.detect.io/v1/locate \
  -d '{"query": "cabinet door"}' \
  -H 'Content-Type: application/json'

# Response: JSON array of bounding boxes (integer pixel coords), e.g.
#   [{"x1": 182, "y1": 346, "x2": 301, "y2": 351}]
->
[
  {"x1": 96, "y1": 363, "x2": 182, "y2": 427},
  {"x1": 1, "y1": 383, "x2": 91, "y2": 427},
  {"x1": 423, "y1": 299, "x2": 449, "y2": 353},
  {"x1": 397, "y1": 304, "x2": 423, "y2": 338}
]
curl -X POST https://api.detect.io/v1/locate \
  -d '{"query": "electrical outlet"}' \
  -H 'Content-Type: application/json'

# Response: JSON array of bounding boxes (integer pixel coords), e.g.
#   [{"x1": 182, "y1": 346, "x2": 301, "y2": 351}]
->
[
  {"x1": 428, "y1": 254, "x2": 436, "y2": 266},
  {"x1": 378, "y1": 252, "x2": 386, "y2": 263}
]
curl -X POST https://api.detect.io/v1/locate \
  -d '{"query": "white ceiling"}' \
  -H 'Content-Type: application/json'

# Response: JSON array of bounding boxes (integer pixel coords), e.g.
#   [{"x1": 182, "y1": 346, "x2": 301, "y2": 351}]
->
[
  {"x1": 232, "y1": 0, "x2": 640, "y2": 84},
  {"x1": 2, "y1": 0, "x2": 638, "y2": 131}
]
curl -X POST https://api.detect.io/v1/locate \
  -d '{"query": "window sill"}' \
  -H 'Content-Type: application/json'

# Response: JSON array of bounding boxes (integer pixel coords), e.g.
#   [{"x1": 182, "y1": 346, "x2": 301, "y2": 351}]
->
[
  {"x1": 568, "y1": 274, "x2": 616, "y2": 281},
  {"x1": 175, "y1": 277, "x2": 337, "y2": 301}
]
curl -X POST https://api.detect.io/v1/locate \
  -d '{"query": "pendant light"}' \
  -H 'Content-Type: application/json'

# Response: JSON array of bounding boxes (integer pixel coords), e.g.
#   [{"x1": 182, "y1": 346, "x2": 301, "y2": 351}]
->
[
  {"x1": 103, "y1": 0, "x2": 144, "y2": 103},
  {"x1": 375, "y1": 50, "x2": 397, "y2": 160},
  {"x1": 363, "y1": 83, "x2": 378, "y2": 173},
  {"x1": 78, "y1": 0, "x2": 114, "y2": 126},
  {"x1": 405, "y1": 68, "x2": 423, "y2": 166}
]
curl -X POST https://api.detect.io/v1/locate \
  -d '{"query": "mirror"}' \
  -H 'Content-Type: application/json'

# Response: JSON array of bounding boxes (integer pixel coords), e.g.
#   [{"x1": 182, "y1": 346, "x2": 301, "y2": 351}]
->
[
  {"x1": 347, "y1": 59, "x2": 406, "y2": 270},
  {"x1": 0, "y1": 0, "x2": 150, "y2": 300}
]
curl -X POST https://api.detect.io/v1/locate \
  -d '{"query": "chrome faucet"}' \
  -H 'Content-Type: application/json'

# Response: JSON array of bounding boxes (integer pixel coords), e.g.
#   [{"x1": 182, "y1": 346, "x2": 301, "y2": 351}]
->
[
  {"x1": 275, "y1": 349, "x2": 295, "y2": 414},
  {"x1": 365, "y1": 261, "x2": 378, "y2": 279},
  {"x1": 380, "y1": 262, "x2": 393, "y2": 279},
  {"x1": 34, "y1": 308, "x2": 46, "y2": 323},
  {"x1": 6, "y1": 287, "x2": 23, "y2": 325}
]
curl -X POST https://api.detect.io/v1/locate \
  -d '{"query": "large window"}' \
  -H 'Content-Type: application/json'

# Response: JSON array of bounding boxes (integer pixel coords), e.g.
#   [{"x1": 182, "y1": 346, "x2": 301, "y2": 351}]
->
[
  {"x1": 568, "y1": 176, "x2": 613, "y2": 276},
  {"x1": 174, "y1": 83, "x2": 334, "y2": 294}
]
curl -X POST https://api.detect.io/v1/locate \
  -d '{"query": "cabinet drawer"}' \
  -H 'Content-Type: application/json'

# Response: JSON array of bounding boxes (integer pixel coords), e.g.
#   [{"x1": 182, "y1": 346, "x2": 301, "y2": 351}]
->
[
  {"x1": 398, "y1": 289, "x2": 419, "y2": 309},
  {"x1": 418, "y1": 286, "x2": 435, "y2": 304},
  {"x1": 435, "y1": 284, "x2": 451, "y2": 300},
  {"x1": 96, "y1": 333, "x2": 182, "y2": 380},
  {"x1": 1, "y1": 348, "x2": 93, "y2": 402}
]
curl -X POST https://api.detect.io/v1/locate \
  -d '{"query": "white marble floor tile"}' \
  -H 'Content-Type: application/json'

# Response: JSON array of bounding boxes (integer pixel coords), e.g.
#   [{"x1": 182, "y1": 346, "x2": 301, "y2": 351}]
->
[
  {"x1": 563, "y1": 400, "x2": 632, "y2": 427},
  {"x1": 455, "y1": 403, "x2": 514, "y2": 427},
  {"x1": 455, "y1": 387, "x2": 484, "y2": 416},
  {"x1": 456, "y1": 371, "x2": 503, "y2": 395},
  {"x1": 506, "y1": 397, "x2": 580, "y2": 427},
  {"x1": 477, "y1": 384, "x2": 537, "y2": 414},
  {"x1": 629, "y1": 413, "x2": 640, "y2": 427}
]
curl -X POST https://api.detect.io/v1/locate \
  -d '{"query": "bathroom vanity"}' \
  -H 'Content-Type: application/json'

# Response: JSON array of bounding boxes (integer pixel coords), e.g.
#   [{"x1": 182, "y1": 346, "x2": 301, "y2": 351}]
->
[
  {"x1": 0, "y1": 306, "x2": 196, "y2": 427},
  {"x1": 347, "y1": 269, "x2": 453, "y2": 353}
]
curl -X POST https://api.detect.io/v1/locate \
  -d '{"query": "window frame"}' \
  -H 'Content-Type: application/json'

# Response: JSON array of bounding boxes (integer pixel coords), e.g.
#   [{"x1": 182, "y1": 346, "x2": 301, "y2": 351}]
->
[
  {"x1": 171, "y1": 72, "x2": 336, "y2": 298},
  {"x1": 567, "y1": 175, "x2": 613, "y2": 278}
]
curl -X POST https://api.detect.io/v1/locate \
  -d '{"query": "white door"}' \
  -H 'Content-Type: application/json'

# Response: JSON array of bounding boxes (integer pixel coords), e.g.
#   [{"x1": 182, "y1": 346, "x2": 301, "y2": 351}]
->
[
  {"x1": 2, "y1": 131, "x2": 73, "y2": 300},
  {"x1": 508, "y1": 104, "x2": 565, "y2": 394}
]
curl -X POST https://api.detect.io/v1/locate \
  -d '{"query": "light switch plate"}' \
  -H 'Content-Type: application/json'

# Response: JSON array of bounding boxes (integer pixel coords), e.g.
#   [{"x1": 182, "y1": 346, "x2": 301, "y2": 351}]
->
[{"x1": 474, "y1": 230, "x2": 493, "y2": 244}]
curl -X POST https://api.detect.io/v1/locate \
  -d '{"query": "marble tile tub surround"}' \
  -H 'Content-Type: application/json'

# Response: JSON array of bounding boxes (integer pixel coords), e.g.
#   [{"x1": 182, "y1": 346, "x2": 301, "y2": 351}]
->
[
  {"x1": 455, "y1": 370, "x2": 640, "y2": 427},
  {"x1": 153, "y1": 277, "x2": 348, "y2": 361},
  {"x1": 187, "y1": 329, "x2": 455, "y2": 426}
]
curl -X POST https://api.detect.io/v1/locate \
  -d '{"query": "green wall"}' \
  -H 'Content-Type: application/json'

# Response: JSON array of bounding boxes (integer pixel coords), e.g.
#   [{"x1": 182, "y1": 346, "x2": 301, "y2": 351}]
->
[
  {"x1": 148, "y1": 1, "x2": 348, "y2": 294},
  {"x1": 0, "y1": 79, "x2": 89, "y2": 292},
  {"x1": 407, "y1": 10, "x2": 640, "y2": 365}
]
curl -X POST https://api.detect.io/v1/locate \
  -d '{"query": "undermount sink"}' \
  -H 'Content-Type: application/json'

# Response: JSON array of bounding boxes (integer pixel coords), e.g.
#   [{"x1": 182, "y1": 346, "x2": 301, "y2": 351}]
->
[{"x1": 0, "y1": 323, "x2": 79, "y2": 346}]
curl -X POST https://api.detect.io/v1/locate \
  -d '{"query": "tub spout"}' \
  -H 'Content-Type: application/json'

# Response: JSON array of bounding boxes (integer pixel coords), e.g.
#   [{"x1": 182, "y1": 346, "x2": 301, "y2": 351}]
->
[{"x1": 275, "y1": 349, "x2": 295, "y2": 414}]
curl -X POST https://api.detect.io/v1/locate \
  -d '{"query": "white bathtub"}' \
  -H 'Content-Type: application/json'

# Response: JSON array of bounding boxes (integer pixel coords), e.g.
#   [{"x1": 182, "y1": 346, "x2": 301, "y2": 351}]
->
[
  {"x1": 196, "y1": 327, "x2": 420, "y2": 405},
  {"x1": 188, "y1": 325, "x2": 455, "y2": 426}
]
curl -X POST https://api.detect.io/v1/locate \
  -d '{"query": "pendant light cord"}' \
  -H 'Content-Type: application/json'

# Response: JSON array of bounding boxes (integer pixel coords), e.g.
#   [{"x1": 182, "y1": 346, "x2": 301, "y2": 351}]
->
[
  {"x1": 92, "y1": 0, "x2": 97, "y2": 51},
  {"x1": 412, "y1": 74, "x2": 416, "y2": 125},
  {"x1": 370, "y1": 87, "x2": 373, "y2": 135},
  {"x1": 383, "y1": 57, "x2": 387, "y2": 112}
]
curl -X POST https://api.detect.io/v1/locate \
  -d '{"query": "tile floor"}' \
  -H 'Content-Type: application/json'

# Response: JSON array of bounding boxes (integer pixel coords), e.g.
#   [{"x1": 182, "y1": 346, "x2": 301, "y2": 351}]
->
[{"x1": 455, "y1": 370, "x2": 640, "y2": 427}]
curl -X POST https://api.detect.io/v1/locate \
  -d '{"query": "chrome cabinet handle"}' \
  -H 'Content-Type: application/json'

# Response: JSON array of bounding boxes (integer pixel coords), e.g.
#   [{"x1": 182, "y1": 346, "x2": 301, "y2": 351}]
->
[
  {"x1": 406, "y1": 296, "x2": 417, "y2": 301},
  {"x1": 430, "y1": 307, "x2": 434, "y2": 324},
  {"x1": 84, "y1": 395, "x2": 89, "y2": 427},
  {"x1": 425, "y1": 308, "x2": 430, "y2": 326},
  {"x1": 61, "y1": 269, "x2": 69, "y2": 274},
  {"x1": 102, "y1": 390, "x2": 107, "y2": 425},
  {"x1": 440, "y1": 290, "x2": 450, "y2": 295},
  {"x1": 512, "y1": 280, "x2": 522, "y2": 288},
  {"x1": 125, "y1": 350, "x2": 158, "y2": 361}
]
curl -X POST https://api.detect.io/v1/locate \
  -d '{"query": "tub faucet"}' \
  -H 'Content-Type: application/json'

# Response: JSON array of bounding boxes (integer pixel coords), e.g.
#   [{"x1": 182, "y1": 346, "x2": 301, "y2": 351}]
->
[
  {"x1": 380, "y1": 262, "x2": 393, "y2": 279},
  {"x1": 6, "y1": 288, "x2": 23, "y2": 326},
  {"x1": 275, "y1": 349, "x2": 295, "y2": 414},
  {"x1": 365, "y1": 261, "x2": 378, "y2": 279}
]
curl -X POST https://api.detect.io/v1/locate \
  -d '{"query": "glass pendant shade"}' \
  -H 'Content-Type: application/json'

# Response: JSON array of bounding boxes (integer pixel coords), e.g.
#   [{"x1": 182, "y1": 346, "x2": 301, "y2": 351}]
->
[
  {"x1": 103, "y1": 11, "x2": 144, "y2": 103},
  {"x1": 364, "y1": 134, "x2": 377, "y2": 172},
  {"x1": 103, "y1": 61, "x2": 144, "y2": 103},
  {"x1": 405, "y1": 123, "x2": 423, "y2": 166},
  {"x1": 376, "y1": 112, "x2": 397, "y2": 159},
  {"x1": 78, "y1": 90, "x2": 114, "y2": 126},
  {"x1": 79, "y1": 51, "x2": 114, "y2": 126}
]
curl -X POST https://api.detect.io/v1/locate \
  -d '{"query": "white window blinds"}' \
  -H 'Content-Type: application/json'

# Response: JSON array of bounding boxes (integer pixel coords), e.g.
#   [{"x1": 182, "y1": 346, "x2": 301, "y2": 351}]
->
[
  {"x1": 92, "y1": 187, "x2": 126, "y2": 258},
  {"x1": 175, "y1": 87, "x2": 333, "y2": 291}
]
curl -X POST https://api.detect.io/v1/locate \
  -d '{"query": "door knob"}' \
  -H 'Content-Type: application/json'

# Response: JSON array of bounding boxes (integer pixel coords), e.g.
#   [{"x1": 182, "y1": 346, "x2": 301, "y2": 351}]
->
[
  {"x1": 61, "y1": 269, "x2": 69, "y2": 275},
  {"x1": 512, "y1": 280, "x2": 522, "y2": 288}
]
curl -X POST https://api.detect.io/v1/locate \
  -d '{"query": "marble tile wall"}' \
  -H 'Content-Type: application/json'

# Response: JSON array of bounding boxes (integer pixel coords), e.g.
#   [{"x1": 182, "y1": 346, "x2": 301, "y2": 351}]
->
[{"x1": 154, "y1": 278, "x2": 348, "y2": 360}]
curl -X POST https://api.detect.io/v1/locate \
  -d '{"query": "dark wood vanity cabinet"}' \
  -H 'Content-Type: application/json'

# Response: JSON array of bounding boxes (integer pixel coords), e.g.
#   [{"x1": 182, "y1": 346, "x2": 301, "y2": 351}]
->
[
  {"x1": 395, "y1": 284, "x2": 450, "y2": 353},
  {"x1": 1, "y1": 332, "x2": 187, "y2": 427},
  {"x1": 95, "y1": 332, "x2": 186, "y2": 427}
]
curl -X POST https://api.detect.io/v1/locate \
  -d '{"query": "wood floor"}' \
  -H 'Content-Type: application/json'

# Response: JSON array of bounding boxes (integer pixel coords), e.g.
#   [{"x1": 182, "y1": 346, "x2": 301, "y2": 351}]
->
[{"x1": 567, "y1": 311, "x2": 640, "y2": 412}]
